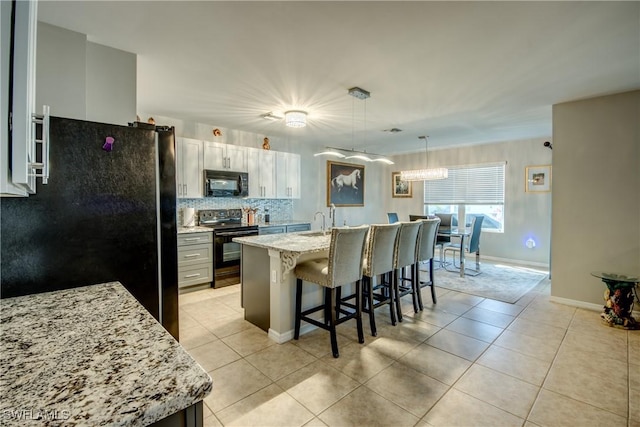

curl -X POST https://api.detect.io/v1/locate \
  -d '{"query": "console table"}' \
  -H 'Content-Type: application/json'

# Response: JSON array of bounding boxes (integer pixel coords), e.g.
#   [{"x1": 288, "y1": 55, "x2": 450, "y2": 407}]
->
[{"x1": 591, "y1": 271, "x2": 639, "y2": 330}]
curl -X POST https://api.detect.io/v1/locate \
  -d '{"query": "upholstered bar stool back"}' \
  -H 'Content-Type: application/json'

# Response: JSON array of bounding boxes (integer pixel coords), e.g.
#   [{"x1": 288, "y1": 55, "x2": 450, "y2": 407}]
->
[
  {"x1": 293, "y1": 225, "x2": 369, "y2": 358},
  {"x1": 415, "y1": 218, "x2": 441, "y2": 308},
  {"x1": 359, "y1": 223, "x2": 401, "y2": 336},
  {"x1": 393, "y1": 221, "x2": 423, "y2": 320}
]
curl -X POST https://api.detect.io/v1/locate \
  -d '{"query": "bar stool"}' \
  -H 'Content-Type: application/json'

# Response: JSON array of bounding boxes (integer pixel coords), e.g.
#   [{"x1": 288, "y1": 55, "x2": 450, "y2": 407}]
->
[
  {"x1": 293, "y1": 226, "x2": 369, "y2": 358},
  {"x1": 415, "y1": 218, "x2": 441, "y2": 308},
  {"x1": 338, "y1": 223, "x2": 400, "y2": 337},
  {"x1": 394, "y1": 221, "x2": 423, "y2": 321}
]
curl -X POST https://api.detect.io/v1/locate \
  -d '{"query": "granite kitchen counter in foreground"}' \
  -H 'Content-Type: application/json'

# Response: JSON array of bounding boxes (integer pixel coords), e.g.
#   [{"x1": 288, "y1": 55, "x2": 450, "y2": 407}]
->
[{"x1": 0, "y1": 282, "x2": 212, "y2": 426}]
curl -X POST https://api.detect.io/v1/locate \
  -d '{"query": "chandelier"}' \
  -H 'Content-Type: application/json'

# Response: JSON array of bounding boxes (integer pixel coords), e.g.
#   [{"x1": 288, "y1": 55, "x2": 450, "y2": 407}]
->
[{"x1": 400, "y1": 136, "x2": 448, "y2": 181}]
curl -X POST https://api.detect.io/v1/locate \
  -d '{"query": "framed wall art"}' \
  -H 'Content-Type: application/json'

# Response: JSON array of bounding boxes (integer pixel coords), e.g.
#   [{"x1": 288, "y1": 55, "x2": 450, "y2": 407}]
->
[
  {"x1": 525, "y1": 165, "x2": 552, "y2": 192},
  {"x1": 327, "y1": 161, "x2": 365, "y2": 207},
  {"x1": 392, "y1": 171, "x2": 412, "y2": 198}
]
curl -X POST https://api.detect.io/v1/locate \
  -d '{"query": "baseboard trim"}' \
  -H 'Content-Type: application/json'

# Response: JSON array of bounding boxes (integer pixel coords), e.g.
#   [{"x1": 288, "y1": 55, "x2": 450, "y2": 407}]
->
[
  {"x1": 268, "y1": 323, "x2": 316, "y2": 344},
  {"x1": 549, "y1": 295, "x2": 601, "y2": 312},
  {"x1": 481, "y1": 255, "x2": 549, "y2": 269},
  {"x1": 549, "y1": 295, "x2": 640, "y2": 321}
]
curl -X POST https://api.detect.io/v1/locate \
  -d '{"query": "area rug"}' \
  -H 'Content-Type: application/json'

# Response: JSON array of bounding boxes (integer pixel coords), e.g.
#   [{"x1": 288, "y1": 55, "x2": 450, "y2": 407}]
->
[{"x1": 424, "y1": 262, "x2": 548, "y2": 304}]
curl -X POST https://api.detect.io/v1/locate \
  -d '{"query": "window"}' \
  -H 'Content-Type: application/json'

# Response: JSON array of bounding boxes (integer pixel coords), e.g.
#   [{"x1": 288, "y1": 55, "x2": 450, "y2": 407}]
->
[{"x1": 424, "y1": 163, "x2": 505, "y2": 232}]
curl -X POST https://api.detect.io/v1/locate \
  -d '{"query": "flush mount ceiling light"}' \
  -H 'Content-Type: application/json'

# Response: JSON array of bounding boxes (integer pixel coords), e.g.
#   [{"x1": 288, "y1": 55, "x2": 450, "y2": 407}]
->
[
  {"x1": 400, "y1": 136, "x2": 448, "y2": 181},
  {"x1": 284, "y1": 110, "x2": 307, "y2": 128}
]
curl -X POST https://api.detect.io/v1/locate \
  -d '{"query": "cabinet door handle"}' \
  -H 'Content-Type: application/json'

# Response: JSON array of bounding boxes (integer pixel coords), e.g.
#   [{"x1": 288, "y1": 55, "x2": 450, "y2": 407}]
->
[
  {"x1": 184, "y1": 184, "x2": 187, "y2": 195},
  {"x1": 184, "y1": 253, "x2": 200, "y2": 258},
  {"x1": 184, "y1": 237, "x2": 201, "y2": 242},
  {"x1": 185, "y1": 273, "x2": 201, "y2": 278}
]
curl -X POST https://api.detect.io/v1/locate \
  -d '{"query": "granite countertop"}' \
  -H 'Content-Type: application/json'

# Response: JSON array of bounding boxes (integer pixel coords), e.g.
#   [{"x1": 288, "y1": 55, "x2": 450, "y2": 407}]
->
[
  {"x1": 0, "y1": 282, "x2": 212, "y2": 426},
  {"x1": 233, "y1": 231, "x2": 330, "y2": 254},
  {"x1": 257, "y1": 220, "x2": 311, "y2": 227}
]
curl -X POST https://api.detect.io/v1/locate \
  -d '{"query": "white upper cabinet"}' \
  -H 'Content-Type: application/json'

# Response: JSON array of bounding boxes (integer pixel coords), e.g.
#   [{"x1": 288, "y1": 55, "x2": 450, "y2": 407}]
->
[
  {"x1": 176, "y1": 137, "x2": 203, "y2": 199},
  {"x1": 203, "y1": 141, "x2": 247, "y2": 172},
  {"x1": 1, "y1": 0, "x2": 50, "y2": 197},
  {"x1": 247, "y1": 147, "x2": 276, "y2": 199},
  {"x1": 276, "y1": 152, "x2": 300, "y2": 199}
]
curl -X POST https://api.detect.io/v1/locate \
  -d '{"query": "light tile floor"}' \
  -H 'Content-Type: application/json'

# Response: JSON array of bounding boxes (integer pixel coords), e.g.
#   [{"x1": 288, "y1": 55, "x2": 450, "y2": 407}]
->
[{"x1": 179, "y1": 276, "x2": 640, "y2": 427}]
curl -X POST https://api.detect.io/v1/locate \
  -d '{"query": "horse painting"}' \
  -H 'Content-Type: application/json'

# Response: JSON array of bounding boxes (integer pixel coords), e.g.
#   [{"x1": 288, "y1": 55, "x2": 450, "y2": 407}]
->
[
  {"x1": 327, "y1": 161, "x2": 365, "y2": 207},
  {"x1": 331, "y1": 169, "x2": 361, "y2": 192}
]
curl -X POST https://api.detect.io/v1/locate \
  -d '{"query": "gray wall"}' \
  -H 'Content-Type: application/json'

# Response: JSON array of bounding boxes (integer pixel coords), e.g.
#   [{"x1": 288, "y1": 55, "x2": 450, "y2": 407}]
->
[
  {"x1": 389, "y1": 138, "x2": 553, "y2": 265},
  {"x1": 552, "y1": 90, "x2": 640, "y2": 306},
  {"x1": 36, "y1": 23, "x2": 135, "y2": 125}
]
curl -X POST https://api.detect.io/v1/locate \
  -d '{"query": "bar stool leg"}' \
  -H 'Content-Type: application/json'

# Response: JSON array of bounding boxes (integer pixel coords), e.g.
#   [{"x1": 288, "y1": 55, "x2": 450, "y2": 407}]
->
[
  {"x1": 429, "y1": 258, "x2": 437, "y2": 303},
  {"x1": 355, "y1": 280, "x2": 364, "y2": 344},
  {"x1": 365, "y1": 276, "x2": 378, "y2": 336},
  {"x1": 387, "y1": 272, "x2": 397, "y2": 326},
  {"x1": 415, "y1": 263, "x2": 424, "y2": 311},
  {"x1": 394, "y1": 268, "x2": 403, "y2": 323},
  {"x1": 328, "y1": 288, "x2": 339, "y2": 358},
  {"x1": 294, "y1": 279, "x2": 303, "y2": 340},
  {"x1": 410, "y1": 263, "x2": 420, "y2": 314}
]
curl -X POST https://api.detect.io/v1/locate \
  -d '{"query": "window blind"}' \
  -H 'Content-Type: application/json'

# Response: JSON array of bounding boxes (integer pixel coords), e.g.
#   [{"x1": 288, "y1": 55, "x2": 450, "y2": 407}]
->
[{"x1": 423, "y1": 163, "x2": 505, "y2": 205}]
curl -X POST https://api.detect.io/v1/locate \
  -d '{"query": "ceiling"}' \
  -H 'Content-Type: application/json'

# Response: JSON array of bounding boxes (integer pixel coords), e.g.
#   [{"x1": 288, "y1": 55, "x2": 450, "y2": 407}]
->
[{"x1": 38, "y1": 1, "x2": 640, "y2": 155}]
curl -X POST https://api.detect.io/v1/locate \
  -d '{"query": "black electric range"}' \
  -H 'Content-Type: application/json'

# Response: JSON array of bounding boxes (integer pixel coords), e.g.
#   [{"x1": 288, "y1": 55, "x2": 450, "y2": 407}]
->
[{"x1": 198, "y1": 209, "x2": 259, "y2": 288}]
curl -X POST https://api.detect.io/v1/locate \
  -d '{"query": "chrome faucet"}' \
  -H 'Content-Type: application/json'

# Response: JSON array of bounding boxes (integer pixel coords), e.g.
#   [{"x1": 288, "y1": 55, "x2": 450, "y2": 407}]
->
[
  {"x1": 314, "y1": 211, "x2": 326, "y2": 234},
  {"x1": 329, "y1": 203, "x2": 336, "y2": 228}
]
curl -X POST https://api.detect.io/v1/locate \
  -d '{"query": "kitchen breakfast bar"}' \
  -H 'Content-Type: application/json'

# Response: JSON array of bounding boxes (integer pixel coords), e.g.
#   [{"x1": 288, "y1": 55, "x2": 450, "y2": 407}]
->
[{"x1": 234, "y1": 231, "x2": 332, "y2": 343}]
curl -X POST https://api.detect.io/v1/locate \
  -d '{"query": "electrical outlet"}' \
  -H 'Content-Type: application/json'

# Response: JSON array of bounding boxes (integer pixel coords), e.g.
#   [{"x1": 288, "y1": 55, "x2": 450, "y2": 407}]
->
[{"x1": 271, "y1": 270, "x2": 277, "y2": 282}]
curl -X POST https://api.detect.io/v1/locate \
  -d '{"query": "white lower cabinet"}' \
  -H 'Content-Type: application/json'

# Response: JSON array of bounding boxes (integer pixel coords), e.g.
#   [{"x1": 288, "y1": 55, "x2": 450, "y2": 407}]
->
[{"x1": 177, "y1": 232, "x2": 213, "y2": 288}]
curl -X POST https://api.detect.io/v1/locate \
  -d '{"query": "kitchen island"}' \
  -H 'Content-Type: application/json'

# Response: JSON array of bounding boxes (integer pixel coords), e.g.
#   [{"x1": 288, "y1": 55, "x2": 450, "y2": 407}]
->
[
  {"x1": 234, "y1": 231, "x2": 331, "y2": 343},
  {"x1": 0, "y1": 282, "x2": 212, "y2": 426}
]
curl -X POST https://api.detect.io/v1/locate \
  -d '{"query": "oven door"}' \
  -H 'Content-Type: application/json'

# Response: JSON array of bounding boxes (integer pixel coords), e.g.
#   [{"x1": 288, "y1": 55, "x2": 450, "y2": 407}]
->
[{"x1": 214, "y1": 229, "x2": 259, "y2": 270}]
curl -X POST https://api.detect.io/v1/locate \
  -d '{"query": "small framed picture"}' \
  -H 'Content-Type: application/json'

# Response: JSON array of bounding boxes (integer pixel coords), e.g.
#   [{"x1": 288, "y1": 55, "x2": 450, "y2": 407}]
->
[
  {"x1": 392, "y1": 172, "x2": 412, "y2": 198},
  {"x1": 525, "y1": 165, "x2": 552, "y2": 192}
]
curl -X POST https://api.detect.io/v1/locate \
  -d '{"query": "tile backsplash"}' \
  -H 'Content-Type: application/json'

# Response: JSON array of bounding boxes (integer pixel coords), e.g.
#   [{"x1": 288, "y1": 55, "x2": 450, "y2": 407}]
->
[{"x1": 177, "y1": 198, "x2": 293, "y2": 225}]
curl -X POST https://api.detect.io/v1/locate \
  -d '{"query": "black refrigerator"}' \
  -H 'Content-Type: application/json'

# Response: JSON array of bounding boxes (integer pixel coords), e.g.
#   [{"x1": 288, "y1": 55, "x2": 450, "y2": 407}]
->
[{"x1": 0, "y1": 117, "x2": 180, "y2": 339}]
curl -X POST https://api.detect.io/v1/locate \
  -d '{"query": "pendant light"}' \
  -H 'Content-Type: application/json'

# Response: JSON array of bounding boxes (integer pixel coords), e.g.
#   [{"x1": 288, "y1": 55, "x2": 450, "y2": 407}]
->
[
  {"x1": 313, "y1": 87, "x2": 394, "y2": 164},
  {"x1": 400, "y1": 136, "x2": 448, "y2": 181}
]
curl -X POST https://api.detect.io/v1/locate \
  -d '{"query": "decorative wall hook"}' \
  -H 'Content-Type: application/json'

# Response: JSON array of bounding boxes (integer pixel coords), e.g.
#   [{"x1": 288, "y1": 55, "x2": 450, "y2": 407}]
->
[{"x1": 103, "y1": 136, "x2": 115, "y2": 152}]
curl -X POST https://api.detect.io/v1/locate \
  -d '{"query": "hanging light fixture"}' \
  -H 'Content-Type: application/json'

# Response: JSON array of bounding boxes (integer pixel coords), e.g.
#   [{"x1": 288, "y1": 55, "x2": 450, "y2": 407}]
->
[
  {"x1": 284, "y1": 110, "x2": 307, "y2": 128},
  {"x1": 314, "y1": 146, "x2": 393, "y2": 164},
  {"x1": 400, "y1": 136, "x2": 448, "y2": 181},
  {"x1": 313, "y1": 86, "x2": 393, "y2": 164}
]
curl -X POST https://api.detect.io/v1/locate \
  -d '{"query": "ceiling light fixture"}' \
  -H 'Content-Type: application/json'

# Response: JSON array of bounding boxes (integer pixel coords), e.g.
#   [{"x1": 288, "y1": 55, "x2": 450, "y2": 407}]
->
[
  {"x1": 260, "y1": 112, "x2": 283, "y2": 121},
  {"x1": 314, "y1": 86, "x2": 394, "y2": 165},
  {"x1": 284, "y1": 110, "x2": 307, "y2": 128},
  {"x1": 314, "y1": 146, "x2": 394, "y2": 164},
  {"x1": 400, "y1": 136, "x2": 448, "y2": 181}
]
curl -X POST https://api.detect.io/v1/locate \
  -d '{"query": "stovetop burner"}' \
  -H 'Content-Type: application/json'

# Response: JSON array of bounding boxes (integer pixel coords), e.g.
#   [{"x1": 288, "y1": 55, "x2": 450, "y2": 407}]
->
[{"x1": 198, "y1": 209, "x2": 257, "y2": 231}]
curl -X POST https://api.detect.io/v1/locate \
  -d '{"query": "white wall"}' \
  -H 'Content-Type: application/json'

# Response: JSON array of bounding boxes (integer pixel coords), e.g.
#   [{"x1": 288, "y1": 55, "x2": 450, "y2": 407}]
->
[
  {"x1": 36, "y1": 23, "x2": 135, "y2": 125},
  {"x1": 389, "y1": 138, "x2": 553, "y2": 265},
  {"x1": 552, "y1": 90, "x2": 640, "y2": 306},
  {"x1": 86, "y1": 42, "x2": 136, "y2": 125},
  {"x1": 36, "y1": 22, "x2": 86, "y2": 120}
]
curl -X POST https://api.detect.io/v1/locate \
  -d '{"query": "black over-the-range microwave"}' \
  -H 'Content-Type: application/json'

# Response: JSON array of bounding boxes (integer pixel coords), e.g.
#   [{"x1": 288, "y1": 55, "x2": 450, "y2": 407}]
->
[{"x1": 204, "y1": 170, "x2": 249, "y2": 197}]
